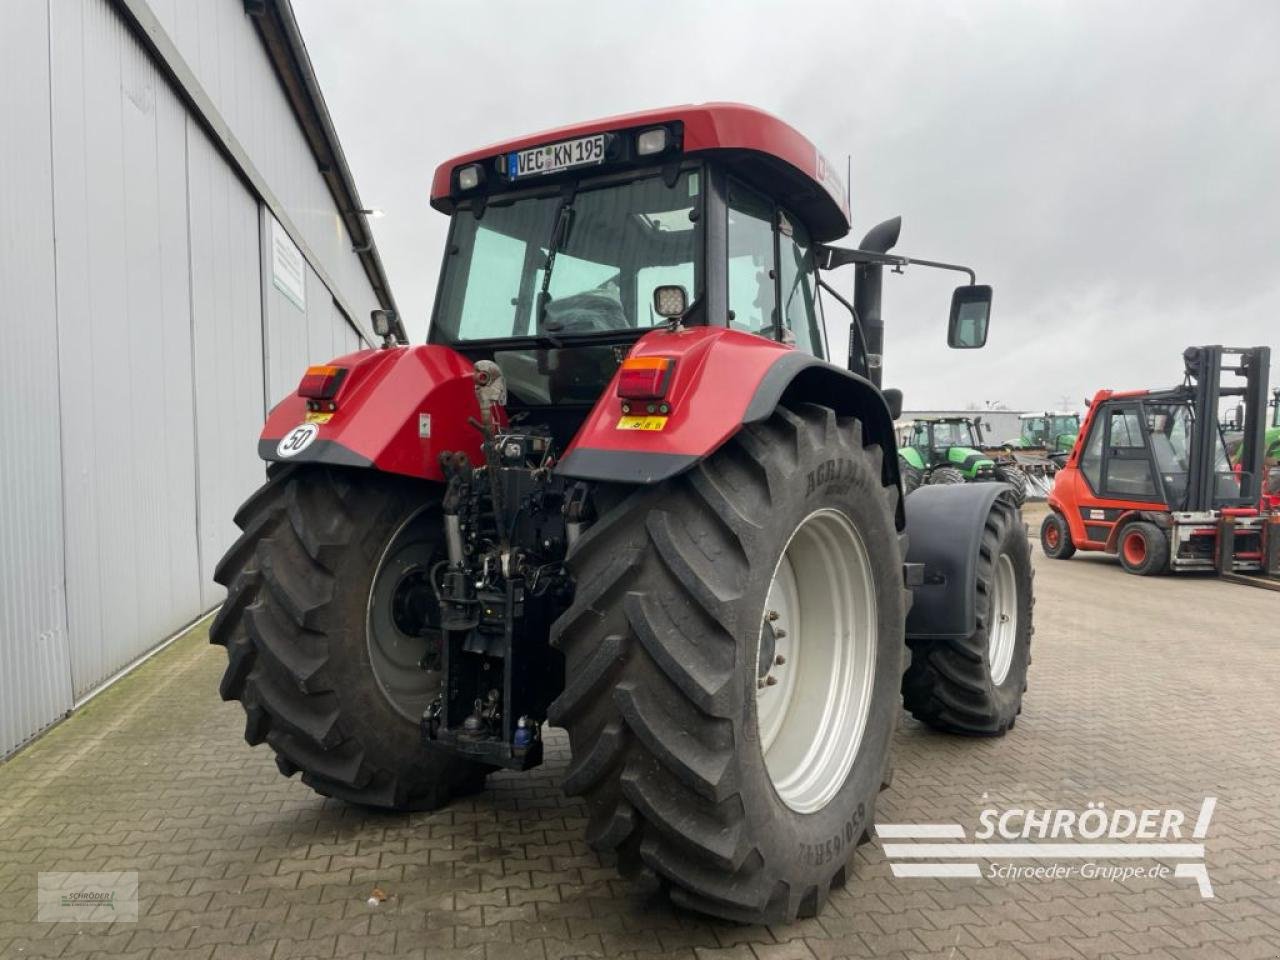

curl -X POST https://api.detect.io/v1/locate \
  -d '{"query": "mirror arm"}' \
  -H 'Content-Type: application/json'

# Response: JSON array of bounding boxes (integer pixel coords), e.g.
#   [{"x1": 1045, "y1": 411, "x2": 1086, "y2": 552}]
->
[
  {"x1": 817, "y1": 245, "x2": 977, "y2": 286},
  {"x1": 816, "y1": 276, "x2": 868, "y2": 378}
]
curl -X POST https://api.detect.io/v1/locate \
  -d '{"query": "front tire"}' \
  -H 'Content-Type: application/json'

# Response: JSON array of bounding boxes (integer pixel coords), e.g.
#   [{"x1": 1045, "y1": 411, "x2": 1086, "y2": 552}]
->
[
  {"x1": 928, "y1": 465, "x2": 967, "y2": 485},
  {"x1": 210, "y1": 465, "x2": 490, "y2": 810},
  {"x1": 1040, "y1": 512, "x2": 1076, "y2": 559},
  {"x1": 1118, "y1": 520, "x2": 1168, "y2": 576},
  {"x1": 549, "y1": 404, "x2": 907, "y2": 923},
  {"x1": 902, "y1": 496, "x2": 1033, "y2": 734},
  {"x1": 994, "y1": 464, "x2": 1028, "y2": 507},
  {"x1": 899, "y1": 456, "x2": 923, "y2": 496}
]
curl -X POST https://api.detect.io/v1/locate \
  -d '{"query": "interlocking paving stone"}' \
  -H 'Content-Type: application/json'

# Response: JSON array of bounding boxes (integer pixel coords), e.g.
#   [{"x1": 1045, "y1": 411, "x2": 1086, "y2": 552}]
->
[{"x1": 2, "y1": 509, "x2": 1277, "y2": 959}]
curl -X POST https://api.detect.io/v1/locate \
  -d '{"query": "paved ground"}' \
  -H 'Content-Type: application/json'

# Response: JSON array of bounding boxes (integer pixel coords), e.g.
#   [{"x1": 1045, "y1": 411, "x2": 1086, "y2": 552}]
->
[{"x1": 2, "y1": 506, "x2": 1278, "y2": 960}]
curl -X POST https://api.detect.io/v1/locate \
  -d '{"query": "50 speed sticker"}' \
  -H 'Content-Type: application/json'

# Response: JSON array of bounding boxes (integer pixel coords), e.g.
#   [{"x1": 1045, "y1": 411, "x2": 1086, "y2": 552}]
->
[{"x1": 276, "y1": 423, "x2": 319, "y2": 457}]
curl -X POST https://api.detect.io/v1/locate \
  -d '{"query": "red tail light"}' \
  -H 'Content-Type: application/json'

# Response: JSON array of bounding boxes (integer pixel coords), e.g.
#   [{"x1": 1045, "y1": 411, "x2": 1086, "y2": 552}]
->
[
  {"x1": 297, "y1": 365, "x2": 347, "y2": 400},
  {"x1": 617, "y1": 356, "x2": 674, "y2": 401}
]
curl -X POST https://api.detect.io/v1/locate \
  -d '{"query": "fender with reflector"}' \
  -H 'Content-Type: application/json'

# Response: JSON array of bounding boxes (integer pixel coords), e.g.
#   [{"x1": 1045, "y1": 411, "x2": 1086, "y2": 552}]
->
[
  {"x1": 257, "y1": 345, "x2": 495, "y2": 480},
  {"x1": 556, "y1": 325, "x2": 900, "y2": 509}
]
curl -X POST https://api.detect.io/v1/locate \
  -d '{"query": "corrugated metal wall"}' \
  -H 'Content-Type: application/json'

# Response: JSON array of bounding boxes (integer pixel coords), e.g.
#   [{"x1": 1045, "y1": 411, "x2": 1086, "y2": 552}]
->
[
  {"x1": 187, "y1": 126, "x2": 268, "y2": 602},
  {"x1": 49, "y1": 0, "x2": 204, "y2": 697},
  {"x1": 146, "y1": 0, "x2": 380, "y2": 339},
  {"x1": 1, "y1": 0, "x2": 385, "y2": 755},
  {"x1": 0, "y1": 0, "x2": 75, "y2": 757}
]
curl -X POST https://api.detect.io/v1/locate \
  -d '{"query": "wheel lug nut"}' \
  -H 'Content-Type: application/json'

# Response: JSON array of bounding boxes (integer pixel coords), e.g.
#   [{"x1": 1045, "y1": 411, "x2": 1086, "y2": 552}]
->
[
  {"x1": 773, "y1": 628, "x2": 787, "y2": 639},
  {"x1": 765, "y1": 609, "x2": 780, "y2": 622},
  {"x1": 774, "y1": 654, "x2": 786, "y2": 666},
  {"x1": 765, "y1": 675, "x2": 778, "y2": 686}
]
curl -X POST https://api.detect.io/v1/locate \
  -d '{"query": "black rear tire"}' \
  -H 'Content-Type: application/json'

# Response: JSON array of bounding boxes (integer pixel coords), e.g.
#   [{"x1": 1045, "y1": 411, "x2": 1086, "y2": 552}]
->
[
  {"x1": 1040, "y1": 512, "x2": 1076, "y2": 560},
  {"x1": 549, "y1": 404, "x2": 908, "y2": 924},
  {"x1": 928, "y1": 465, "x2": 967, "y2": 485},
  {"x1": 902, "y1": 497, "x2": 1033, "y2": 735},
  {"x1": 1117, "y1": 520, "x2": 1168, "y2": 576},
  {"x1": 210, "y1": 465, "x2": 490, "y2": 810}
]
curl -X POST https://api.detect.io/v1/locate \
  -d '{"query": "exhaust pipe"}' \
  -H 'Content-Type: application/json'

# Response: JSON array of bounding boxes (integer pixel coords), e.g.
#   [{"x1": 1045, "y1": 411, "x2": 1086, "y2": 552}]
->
[{"x1": 853, "y1": 217, "x2": 901, "y2": 389}]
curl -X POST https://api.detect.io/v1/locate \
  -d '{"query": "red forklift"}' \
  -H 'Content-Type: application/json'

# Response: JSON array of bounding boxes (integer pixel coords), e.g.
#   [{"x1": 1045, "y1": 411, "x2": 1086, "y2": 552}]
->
[{"x1": 1041, "y1": 345, "x2": 1278, "y2": 577}]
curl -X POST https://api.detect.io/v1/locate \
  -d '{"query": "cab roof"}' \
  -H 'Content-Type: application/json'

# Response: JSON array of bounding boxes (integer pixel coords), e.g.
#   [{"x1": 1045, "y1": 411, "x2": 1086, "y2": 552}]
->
[{"x1": 429, "y1": 103, "x2": 851, "y2": 242}]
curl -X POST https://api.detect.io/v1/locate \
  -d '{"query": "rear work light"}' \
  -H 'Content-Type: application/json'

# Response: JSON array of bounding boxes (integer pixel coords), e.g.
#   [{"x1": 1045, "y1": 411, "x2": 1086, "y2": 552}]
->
[
  {"x1": 617, "y1": 356, "x2": 674, "y2": 413},
  {"x1": 297, "y1": 365, "x2": 347, "y2": 401},
  {"x1": 635, "y1": 127, "x2": 670, "y2": 156}
]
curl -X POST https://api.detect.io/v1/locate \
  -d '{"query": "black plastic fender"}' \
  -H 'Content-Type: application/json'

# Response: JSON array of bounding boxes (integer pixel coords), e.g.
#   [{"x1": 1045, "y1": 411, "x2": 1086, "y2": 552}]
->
[{"x1": 904, "y1": 482, "x2": 1017, "y2": 640}]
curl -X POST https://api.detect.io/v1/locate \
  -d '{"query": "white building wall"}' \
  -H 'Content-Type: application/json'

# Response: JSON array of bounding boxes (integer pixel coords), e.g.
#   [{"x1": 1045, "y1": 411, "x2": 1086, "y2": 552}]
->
[
  {"x1": 0, "y1": 0, "x2": 75, "y2": 757},
  {"x1": 0, "y1": 0, "x2": 387, "y2": 755},
  {"x1": 142, "y1": 0, "x2": 380, "y2": 342}
]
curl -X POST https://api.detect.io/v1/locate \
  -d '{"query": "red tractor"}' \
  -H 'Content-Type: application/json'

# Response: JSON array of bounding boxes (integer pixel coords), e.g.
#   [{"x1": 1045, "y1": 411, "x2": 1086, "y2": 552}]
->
[
  {"x1": 1041, "y1": 345, "x2": 1278, "y2": 577},
  {"x1": 212, "y1": 104, "x2": 1032, "y2": 923}
]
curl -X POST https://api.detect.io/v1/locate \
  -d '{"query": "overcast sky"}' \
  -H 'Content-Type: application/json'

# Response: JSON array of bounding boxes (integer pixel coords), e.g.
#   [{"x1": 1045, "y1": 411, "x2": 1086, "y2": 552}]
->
[{"x1": 295, "y1": 0, "x2": 1279, "y2": 413}]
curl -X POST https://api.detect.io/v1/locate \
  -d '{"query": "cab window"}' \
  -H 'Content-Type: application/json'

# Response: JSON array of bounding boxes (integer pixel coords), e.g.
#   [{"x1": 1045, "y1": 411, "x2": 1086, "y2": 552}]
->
[
  {"x1": 777, "y1": 211, "x2": 824, "y2": 358},
  {"x1": 726, "y1": 180, "x2": 776, "y2": 335},
  {"x1": 1080, "y1": 417, "x2": 1104, "y2": 491}
]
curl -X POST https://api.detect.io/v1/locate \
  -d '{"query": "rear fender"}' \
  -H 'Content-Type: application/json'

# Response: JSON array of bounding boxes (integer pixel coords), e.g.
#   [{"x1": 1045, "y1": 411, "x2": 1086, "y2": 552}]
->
[
  {"x1": 555, "y1": 326, "x2": 902, "y2": 524},
  {"x1": 903, "y1": 483, "x2": 1014, "y2": 640},
  {"x1": 1103, "y1": 510, "x2": 1171, "y2": 552},
  {"x1": 259, "y1": 345, "x2": 491, "y2": 481}
]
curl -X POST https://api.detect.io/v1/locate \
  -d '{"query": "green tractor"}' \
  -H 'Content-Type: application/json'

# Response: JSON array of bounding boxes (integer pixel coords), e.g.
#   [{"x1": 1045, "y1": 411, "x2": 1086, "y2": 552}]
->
[
  {"x1": 899, "y1": 417, "x2": 1027, "y2": 505},
  {"x1": 1005, "y1": 411, "x2": 1080, "y2": 461}
]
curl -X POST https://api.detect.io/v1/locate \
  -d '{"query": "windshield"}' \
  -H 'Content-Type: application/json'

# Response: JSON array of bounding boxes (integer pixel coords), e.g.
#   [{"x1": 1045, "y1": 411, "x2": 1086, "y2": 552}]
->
[
  {"x1": 431, "y1": 168, "x2": 703, "y2": 343},
  {"x1": 1145, "y1": 401, "x2": 1238, "y2": 504},
  {"x1": 932, "y1": 422, "x2": 978, "y2": 447},
  {"x1": 1051, "y1": 416, "x2": 1078, "y2": 435}
]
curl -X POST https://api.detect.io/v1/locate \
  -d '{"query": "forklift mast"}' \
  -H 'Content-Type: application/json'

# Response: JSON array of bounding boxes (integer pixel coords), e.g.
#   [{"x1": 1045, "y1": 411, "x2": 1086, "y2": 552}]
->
[{"x1": 1182, "y1": 345, "x2": 1270, "y2": 512}]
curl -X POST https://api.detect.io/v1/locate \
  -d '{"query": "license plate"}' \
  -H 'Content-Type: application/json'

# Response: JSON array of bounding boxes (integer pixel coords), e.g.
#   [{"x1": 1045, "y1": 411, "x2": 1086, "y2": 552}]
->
[
  {"x1": 616, "y1": 415, "x2": 668, "y2": 431},
  {"x1": 508, "y1": 134, "x2": 606, "y2": 179}
]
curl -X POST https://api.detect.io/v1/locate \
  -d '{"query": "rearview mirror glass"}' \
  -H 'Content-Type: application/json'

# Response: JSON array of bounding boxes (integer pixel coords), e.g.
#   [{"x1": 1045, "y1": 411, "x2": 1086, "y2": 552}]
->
[{"x1": 948, "y1": 284, "x2": 992, "y2": 349}]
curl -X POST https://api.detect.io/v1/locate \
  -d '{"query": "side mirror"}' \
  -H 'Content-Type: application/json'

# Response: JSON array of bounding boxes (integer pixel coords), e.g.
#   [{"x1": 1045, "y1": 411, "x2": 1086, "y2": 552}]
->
[
  {"x1": 653, "y1": 285, "x2": 688, "y2": 319},
  {"x1": 883, "y1": 387, "x2": 903, "y2": 420},
  {"x1": 947, "y1": 284, "x2": 992, "y2": 349}
]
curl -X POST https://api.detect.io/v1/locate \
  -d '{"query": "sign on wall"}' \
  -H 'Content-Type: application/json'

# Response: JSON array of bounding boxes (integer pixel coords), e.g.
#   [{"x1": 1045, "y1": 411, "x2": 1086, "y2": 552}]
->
[{"x1": 270, "y1": 217, "x2": 306, "y2": 311}]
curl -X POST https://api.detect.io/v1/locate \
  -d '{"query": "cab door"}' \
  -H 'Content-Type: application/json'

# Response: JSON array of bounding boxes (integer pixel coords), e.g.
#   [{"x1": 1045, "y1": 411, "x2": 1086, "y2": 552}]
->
[
  {"x1": 1100, "y1": 406, "x2": 1161, "y2": 503},
  {"x1": 1063, "y1": 402, "x2": 1162, "y2": 546}
]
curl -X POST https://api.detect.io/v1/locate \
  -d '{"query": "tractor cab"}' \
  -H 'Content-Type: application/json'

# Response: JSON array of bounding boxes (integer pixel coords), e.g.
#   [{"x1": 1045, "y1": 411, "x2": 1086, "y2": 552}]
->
[
  {"x1": 424, "y1": 104, "x2": 989, "y2": 453},
  {"x1": 905, "y1": 417, "x2": 995, "y2": 479},
  {"x1": 426, "y1": 106, "x2": 847, "y2": 450},
  {"x1": 1010, "y1": 412, "x2": 1079, "y2": 453}
]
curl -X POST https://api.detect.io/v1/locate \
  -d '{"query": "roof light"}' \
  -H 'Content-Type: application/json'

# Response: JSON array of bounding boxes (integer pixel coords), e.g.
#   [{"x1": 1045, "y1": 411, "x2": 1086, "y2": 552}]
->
[
  {"x1": 635, "y1": 127, "x2": 669, "y2": 156},
  {"x1": 457, "y1": 164, "x2": 483, "y2": 191},
  {"x1": 617, "y1": 356, "x2": 674, "y2": 401},
  {"x1": 298, "y1": 365, "x2": 347, "y2": 400}
]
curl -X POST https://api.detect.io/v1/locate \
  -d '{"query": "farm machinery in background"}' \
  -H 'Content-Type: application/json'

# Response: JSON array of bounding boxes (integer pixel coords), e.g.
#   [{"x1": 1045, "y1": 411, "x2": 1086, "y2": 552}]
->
[
  {"x1": 1004, "y1": 411, "x2": 1080, "y2": 463},
  {"x1": 1041, "y1": 345, "x2": 1278, "y2": 579},
  {"x1": 897, "y1": 415, "x2": 1043, "y2": 503},
  {"x1": 209, "y1": 104, "x2": 1034, "y2": 924}
]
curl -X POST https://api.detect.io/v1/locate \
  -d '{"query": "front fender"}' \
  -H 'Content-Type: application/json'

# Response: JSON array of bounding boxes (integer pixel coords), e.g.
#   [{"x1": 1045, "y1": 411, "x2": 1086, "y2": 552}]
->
[
  {"x1": 258, "y1": 345, "x2": 489, "y2": 481},
  {"x1": 556, "y1": 327, "x2": 900, "y2": 520},
  {"x1": 904, "y1": 482, "x2": 1014, "y2": 640}
]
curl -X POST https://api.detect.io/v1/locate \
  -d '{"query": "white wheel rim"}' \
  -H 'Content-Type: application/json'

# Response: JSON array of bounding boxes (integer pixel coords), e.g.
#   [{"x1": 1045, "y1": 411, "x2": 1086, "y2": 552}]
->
[
  {"x1": 988, "y1": 553, "x2": 1018, "y2": 686},
  {"x1": 756, "y1": 509, "x2": 877, "y2": 815}
]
